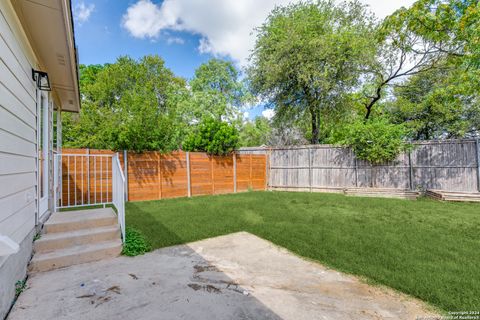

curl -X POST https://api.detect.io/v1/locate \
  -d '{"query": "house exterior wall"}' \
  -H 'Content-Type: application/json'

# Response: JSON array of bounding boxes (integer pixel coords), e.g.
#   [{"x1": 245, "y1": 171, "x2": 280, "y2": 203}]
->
[{"x1": 0, "y1": 2, "x2": 39, "y2": 318}]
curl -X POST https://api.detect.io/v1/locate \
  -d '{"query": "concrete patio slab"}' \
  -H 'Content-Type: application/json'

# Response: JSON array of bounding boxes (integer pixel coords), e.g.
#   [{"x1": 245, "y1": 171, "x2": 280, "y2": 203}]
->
[{"x1": 8, "y1": 232, "x2": 437, "y2": 320}]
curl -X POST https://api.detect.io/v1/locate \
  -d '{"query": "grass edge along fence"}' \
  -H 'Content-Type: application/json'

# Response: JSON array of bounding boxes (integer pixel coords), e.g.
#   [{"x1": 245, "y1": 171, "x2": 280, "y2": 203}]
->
[
  {"x1": 60, "y1": 149, "x2": 268, "y2": 205},
  {"x1": 238, "y1": 139, "x2": 480, "y2": 193}
]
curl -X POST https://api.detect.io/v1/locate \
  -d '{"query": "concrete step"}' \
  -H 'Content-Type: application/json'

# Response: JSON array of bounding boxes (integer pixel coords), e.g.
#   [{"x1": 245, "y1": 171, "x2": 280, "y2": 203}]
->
[
  {"x1": 44, "y1": 208, "x2": 117, "y2": 233},
  {"x1": 29, "y1": 239, "x2": 122, "y2": 273},
  {"x1": 34, "y1": 226, "x2": 120, "y2": 253}
]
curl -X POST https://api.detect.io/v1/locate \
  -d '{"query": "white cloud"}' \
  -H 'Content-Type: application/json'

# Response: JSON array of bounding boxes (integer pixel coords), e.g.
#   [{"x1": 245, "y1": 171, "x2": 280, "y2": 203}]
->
[
  {"x1": 262, "y1": 109, "x2": 275, "y2": 120},
  {"x1": 74, "y1": 2, "x2": 95, "y2": 24},
  {"x1": 122, "y1": 0, "x2": 415, "y2": 65},
  {"x1": 167, "y1": 37, "x2": 185, "y2": 45}
]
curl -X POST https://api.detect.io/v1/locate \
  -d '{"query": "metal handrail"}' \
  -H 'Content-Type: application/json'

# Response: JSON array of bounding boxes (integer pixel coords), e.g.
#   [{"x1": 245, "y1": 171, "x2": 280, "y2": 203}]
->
[
  {"x1": 53, "y1": 153, "x2": 126, "y2": 242},
  {"x1": 112, "y1": 154, "x2": 126, "y2": 242}
]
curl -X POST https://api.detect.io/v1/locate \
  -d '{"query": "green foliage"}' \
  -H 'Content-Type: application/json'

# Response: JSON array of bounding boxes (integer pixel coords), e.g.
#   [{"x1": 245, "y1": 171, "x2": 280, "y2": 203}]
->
[
  {"x1": 190, "y1": 59, "x2": 252, "y2": 122},
  {"x1": 15, "y1": 280, "x2": 26, "y2": 298},
  {"x1": 239, "y1": 117, "x2": 272, "y2": 147},
  {"x1": 389, "y1": 61, "x2": 480, "y2": 139},
  {"x1": 338, "y1": 118, "x2": 411, "y2": 164},
  {"x1": 361, "y1": 0, "x2": 479, "y2": 118},
  {"x1": 63, "y1": 56, "x2": 189, "y2": 152},
  {"x1": 122, "y1": 228, "x2": 151, "y2": 257},
  {"x1": 63, "y1": 0, "x2": 480, "y2": 151},
  {"x1": 248, "y1": 0, "x2": 377, "y2": 143},
  {"x1": 183, "y1": 118, "x2": 239, "y2": 155},
  {"x1": 401, "y1": 0, "x2": 480, "y2": 67}
]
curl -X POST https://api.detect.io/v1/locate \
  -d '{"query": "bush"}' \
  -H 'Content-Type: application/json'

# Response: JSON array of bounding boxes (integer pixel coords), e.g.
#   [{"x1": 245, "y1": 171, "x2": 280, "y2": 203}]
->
[
  {"x1": 339, "y1": 118, "x2": 411, "y2": 164},
  {"x1": 183, "y1": 117, "x2": 239, "y2": 155},
  {"x1": 122, "y1": 228, "x2": 151, "y2": 256}
]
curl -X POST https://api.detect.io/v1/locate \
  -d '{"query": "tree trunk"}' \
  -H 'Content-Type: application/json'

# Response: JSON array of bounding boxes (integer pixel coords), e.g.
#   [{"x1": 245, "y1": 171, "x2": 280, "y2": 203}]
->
[
  {"x1": 365, "y1": 81, "x2": 384, "y2": 120},
  {"x1": 310, "y1": 105, "x2": 319, "y2": 144}
]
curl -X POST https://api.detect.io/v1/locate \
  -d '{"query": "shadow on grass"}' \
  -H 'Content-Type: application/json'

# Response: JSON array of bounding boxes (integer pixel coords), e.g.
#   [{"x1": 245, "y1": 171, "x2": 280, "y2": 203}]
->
[{"x1": 126, "y1": 202, "x2": 186, "y2": 249}]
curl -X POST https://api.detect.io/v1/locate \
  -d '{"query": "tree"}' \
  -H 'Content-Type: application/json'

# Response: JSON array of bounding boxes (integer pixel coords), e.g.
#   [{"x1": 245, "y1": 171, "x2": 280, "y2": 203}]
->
[
  {"x1": 190, "y1": 59, "x2": 252, "y2": 122},
  {"x1": 268, "y1": 126, "x2": 308, "y2": 146},
  {"x1": 402, "y1": 0, "x2": 480, "y2": 67},
  {"x1": 183, "y1": 117, "x2": 239, "y2": 155},
  {"x1": 62, "y1": 56, "x2": 189, "y2": 152},
  {"x1": 388, "y1": 60, "x2": 480, "y2": 139},
  {"x1": 239, "y1": 117, "x2": 272, "y2": 147},
  {"x1": 362, "y1": 0, "x2": 479, "y2": 119},
  {"x1": 338, "y1": 117, "x2": 411, "y2": 164},
  {"x1": 248, "y1": 0, "x2": 376, "y2": 144}
]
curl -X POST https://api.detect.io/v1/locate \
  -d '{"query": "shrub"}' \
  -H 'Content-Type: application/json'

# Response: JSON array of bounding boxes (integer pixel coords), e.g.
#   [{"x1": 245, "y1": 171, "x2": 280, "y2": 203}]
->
[
  {"x1": 183, "y1": 117, "x2": 239, "y2": 155},
  {"x1": 122, "y1": 228, "x2": 151, "y2": 256},
  {"x1": 339, "y1": 118, "x2": 411, "y2": 164}
]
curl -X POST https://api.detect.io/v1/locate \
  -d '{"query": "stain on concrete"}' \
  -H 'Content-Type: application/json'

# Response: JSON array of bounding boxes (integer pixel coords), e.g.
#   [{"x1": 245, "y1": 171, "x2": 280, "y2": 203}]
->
[
  {"x1": 8, "y1": 232, "x2": 437, "y2": 320},
  {"x1": 187, "y1": 283, "x2": 221, "y2": 294}
]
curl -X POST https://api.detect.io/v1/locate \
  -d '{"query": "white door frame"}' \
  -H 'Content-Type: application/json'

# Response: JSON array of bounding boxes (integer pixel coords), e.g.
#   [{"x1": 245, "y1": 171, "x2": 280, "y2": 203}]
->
[{"x1": 37, "y1": 90, "x2": 50, "y2": 220}]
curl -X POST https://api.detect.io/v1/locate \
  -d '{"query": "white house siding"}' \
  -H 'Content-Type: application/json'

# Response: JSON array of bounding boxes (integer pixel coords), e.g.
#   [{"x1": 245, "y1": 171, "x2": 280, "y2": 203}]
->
[{"x1": 0, "y1": 2, "x2": 39, "y2": 318}]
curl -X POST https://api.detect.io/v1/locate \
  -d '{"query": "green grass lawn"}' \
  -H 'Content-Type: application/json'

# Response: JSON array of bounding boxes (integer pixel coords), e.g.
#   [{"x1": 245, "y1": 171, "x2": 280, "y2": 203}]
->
[{"x1": 125, "y1": 191, "x2": 480, "y2": 312}]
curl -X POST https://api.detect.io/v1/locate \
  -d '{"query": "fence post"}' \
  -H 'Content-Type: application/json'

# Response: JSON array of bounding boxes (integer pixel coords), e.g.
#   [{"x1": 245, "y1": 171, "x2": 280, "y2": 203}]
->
[
  {"x1": 211, "y1": 156, "x2": 215, "y2": 195},
  {"x1": 408, "y1": 150, "x2": 414, "y2": 191},
  {"x1": 354, "y1": 152, "x2": 358, "y2": 188},
  {"x1": 86, "y1": 148, "x2": 90, "y2": 204},
  {"x1": 249, "y1": 154, "x2": 253, "y2": 189},
  {"x1": 265, "y1": 150, "x2": 269, "y2": 191},
  {"x1": 160, "y1": 151, "x2": 163, "y2": 199},
  {"x1": 476, "y1": 139, "x2": 480, "y2": 192},
  {"x1": 308, "y1": 147, "x2": 312, "y2": 192},
  {"x1": 233, "y1": 153, "x2": 237, "y2": 193},
  {"x1": 186, "y1": 152, "x2": 191, "y2": 197},
  {"x1": 268, "y1": 148, "x2": 273, "y2": 189},
  {"x1": 123, "y1": 150, "x2": 128, "y2": 201}
]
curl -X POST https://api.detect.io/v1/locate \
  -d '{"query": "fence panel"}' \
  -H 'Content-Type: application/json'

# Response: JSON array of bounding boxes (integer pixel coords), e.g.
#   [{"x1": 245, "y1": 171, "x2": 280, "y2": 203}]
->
[
  {"x1": 212, "y1": 155, "x2": 235, "y2": 194},
  {"x1": 239, "y1": 139, "x2": 480, "y2": 193},
  {"x1": 311, "y1": 147, "x2": 356, "y2": 189},
  {"x1": 411, "y1": 141, "x2": 478, "y2": 192},
  {"x1": 60, "y1": 149, "x2": 268, "y2": 203},
  {"x1": 160, "y1": 152, "x2": 189, "y2": 198},
  {"x1": 189, "y1": 152, "x2": 213, "y2": 196},
  {"x1": 127, "y1": 152, "x2": 160, "y2": 202},
  {"x1": 356, "y1": 154, "x2": 411, "y2": 189}
]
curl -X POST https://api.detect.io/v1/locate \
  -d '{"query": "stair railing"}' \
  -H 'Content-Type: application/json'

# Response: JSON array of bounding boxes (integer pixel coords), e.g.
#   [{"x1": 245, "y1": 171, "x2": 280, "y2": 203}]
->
[
  {"x1": 53, "y1": 153, "x2": 126, "y2": 242},
  {"x1": 112, "y1": 153, "x2": 126, "y2": 242}
]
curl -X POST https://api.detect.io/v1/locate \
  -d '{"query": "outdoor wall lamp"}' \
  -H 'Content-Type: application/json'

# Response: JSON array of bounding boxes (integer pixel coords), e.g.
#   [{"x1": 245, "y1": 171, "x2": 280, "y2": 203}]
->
[{"x1": 32, "y1": 69, "x2": 51, "y2": 91}]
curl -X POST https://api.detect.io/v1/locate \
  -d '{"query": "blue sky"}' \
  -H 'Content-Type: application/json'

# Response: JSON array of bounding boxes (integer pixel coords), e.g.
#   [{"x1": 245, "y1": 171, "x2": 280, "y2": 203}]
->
[
  {"x1": 72, "y1": 0, "x2": 415, "y2": 119},
  {"x1": 73, "y1": 0, "x2": 212, "y2": 79}
]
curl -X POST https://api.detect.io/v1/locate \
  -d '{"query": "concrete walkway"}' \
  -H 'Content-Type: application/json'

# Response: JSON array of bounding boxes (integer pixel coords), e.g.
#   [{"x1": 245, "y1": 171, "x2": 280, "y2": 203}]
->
[{"x1": 8, "y1": 232, "x2": 437, "y2": 320}]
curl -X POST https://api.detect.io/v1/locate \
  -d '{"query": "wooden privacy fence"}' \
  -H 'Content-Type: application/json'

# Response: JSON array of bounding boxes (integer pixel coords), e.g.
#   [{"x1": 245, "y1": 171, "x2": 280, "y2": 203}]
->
[
  {"x1": 60, "y1": 149, "x2": 267, "y2": 205},
  {"x1": 239, "y1": 139, "x2": 480, "y2": 193}
]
